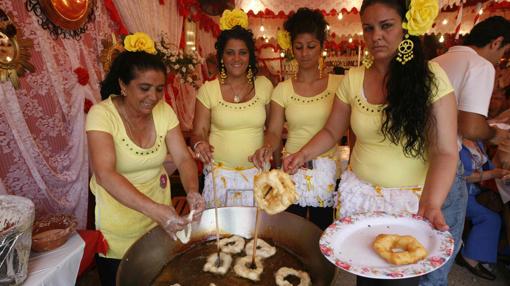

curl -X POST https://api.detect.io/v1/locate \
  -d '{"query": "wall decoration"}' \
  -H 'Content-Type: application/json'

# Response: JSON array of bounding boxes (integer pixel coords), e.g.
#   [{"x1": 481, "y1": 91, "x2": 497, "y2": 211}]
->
[
  {"x1": 0, "y1": 8, "x2": 34, "y2": 89},
  {"x1": 25, "y1": 0, "x2": 96, "y2": 39}
]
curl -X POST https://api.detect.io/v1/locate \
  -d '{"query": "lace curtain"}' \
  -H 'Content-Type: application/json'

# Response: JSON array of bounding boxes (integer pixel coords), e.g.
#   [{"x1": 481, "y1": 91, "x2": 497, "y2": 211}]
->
[
  {"x1": 113, "y1": 0, "x2": 183, "y2": 47},
  {"x1": 0, "y1": 1, "x2": 113, "y2": 228}
]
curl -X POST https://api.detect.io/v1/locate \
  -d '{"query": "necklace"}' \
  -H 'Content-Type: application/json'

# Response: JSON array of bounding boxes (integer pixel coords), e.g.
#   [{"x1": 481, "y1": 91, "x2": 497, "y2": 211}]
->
[
  {"x1": 120, "y1": 104, "x2": 136, "y2": 140},
  {"x1": 227, "y1": 81, "x2": 249, "y2": 103}
]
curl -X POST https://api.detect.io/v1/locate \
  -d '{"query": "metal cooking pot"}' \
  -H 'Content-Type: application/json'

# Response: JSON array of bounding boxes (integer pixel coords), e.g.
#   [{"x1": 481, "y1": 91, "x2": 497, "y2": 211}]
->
[{"x1": 117, "y1": 207, "x2": 335, "y2": 285}]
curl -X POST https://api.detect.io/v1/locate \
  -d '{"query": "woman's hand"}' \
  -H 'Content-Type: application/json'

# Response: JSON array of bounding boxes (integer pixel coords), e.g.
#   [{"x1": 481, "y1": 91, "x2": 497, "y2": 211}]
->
[
  {"x1": 152, "y1": 204, "x2": 189, "y2": 237},
  {"x1": 417, "y1": 204, "x2": 449, "y2": 231},
  {"x1": 186, "y1": 191, "x2": 205, "y2": 222},
  {"x1": 249, "y1": 144, "x2": 272, "y2": 169},
  {"x1": 194, "y1": 141, "x2": 214, "y2": 164},
  {"x1": 491, "y1": 168, "x2": 510, "y2": 180},
  {"x1": 282, "y1": 150, "x2": 306, "y2": 175}
]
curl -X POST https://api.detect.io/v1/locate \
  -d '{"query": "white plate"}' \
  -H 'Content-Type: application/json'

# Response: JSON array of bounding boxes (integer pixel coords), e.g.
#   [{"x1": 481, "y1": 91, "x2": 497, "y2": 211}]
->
[{"x1": 319, "y1": 212, "x2": 454, "y2": 279}]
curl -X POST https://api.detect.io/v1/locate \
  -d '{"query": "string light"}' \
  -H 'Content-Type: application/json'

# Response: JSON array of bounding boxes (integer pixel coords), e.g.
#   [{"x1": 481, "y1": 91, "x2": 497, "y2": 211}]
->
[
  {"x1": 322, "y1": 50, "x2": 327, "y2": 57},
  {"x1": 478, "y1": 8, "x2": 483, "y2": 15},
  {"x1": 280, "y1": 52, "x2": 285, "y2": 58},
  {"x1": 442, "y1": 19, "x2": 448, "y2": 25},
  {"x1": 348, "y1": 37, "x2": 353, "y2": 43},
  {"x1": 326, "y1": 25, "x2": 330, "y2": 31},
  {"x1": 260, "y1": 25, "x2": 265, "y2": 32},
  {"x1": 439, "y1": 35, "x2": 445, "y2": 43},
  {"x1": 338, "y1": 12, "x2": 343, "y2": 20}
]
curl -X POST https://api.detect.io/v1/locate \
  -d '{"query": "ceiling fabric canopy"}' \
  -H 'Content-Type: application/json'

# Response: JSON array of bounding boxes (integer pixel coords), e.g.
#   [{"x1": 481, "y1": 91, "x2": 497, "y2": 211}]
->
[
  {"x1": 240, "y1": 0, "x2": 510, "y2": 38},
  {"x1": 236, "y1": 0, "x2": 510, "y2": 14}
]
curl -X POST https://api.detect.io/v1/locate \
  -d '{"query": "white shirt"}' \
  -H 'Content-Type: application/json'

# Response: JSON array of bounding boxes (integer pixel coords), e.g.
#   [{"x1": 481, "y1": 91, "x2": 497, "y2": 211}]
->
[{"x1": 432, "y1": 46, "x2": 496, "y2": 149}]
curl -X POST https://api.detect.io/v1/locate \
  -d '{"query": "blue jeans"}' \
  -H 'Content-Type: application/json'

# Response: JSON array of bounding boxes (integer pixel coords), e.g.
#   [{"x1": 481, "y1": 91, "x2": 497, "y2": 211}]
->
[
  {"x1": 462, "y1": 186, "x2": 501, "y2": 263},
  {"x1": 419, "y1": 162, "x2": 468, "y2": 286}
]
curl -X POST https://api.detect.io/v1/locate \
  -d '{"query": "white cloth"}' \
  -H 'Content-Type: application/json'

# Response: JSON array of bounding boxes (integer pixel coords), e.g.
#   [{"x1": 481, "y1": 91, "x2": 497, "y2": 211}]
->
[
  {"x1": 203, "y1": 167, "x2": 259, "y2": 208},
  {"x1": 432, "y1": 46, "x2": 495, "y2": 150},
  {"x1": 23, "y1": 233, "x2": 85, "y2": 286},
  {"x1": 292, "y1": 157, "x2": 337, "y2": 208},
  {"x1": 336, "y1": 170, "x2": 422, "y2": 218},
  {"x1": 495, "y1": 179, "x2": 510, "y2": 204}
]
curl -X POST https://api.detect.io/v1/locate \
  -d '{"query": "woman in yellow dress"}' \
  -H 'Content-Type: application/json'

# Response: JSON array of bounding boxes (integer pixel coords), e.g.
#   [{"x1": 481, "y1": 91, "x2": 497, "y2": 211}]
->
[
  {"x1": 251, "y1": 8, "x2": 343, "y2": 230},
  {"x1": 87, "y1": 33, "x2": 205, "y2": 286},
  {"x1": 191, "y1": 9, "x2": 274, "y2": 208},
  {"x1": 284, "y1": 0, "x2": 458, "y2": 284}
]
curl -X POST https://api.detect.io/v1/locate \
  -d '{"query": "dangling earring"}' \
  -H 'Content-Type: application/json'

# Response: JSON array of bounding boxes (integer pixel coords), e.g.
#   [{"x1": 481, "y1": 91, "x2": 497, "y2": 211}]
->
[
  {"x1": 220, "y1": 59, "x2": 227, "y2": 84},
  {"x1": 396, "y1": 34, "x2": 414, "y2": 65},
  {"x1": 362, "y1": 51, "x2": 374, "y2": 69},
  {"x1": 246, "y1": 65, "x2": 254, "y2": 85},
  {"x1": 291, "y1": 59, "x2": 298, "y2": 80},
  {"x1": 318, "y1": 57, "x2": 324, "y2": 79}
]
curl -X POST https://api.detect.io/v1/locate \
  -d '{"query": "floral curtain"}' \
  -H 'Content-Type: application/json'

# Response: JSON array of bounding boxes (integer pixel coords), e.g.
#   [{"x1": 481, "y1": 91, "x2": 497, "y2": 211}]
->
[{"x1": 0, "y1": 1, "x2": 114, "y2": 228}]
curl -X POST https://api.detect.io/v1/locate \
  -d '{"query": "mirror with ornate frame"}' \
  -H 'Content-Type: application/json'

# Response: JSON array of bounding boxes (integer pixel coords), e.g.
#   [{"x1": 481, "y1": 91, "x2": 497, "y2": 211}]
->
[
  {"x1": 25, "y1": 0, "x2": 96, "y2": 39},
  {"x1": 0, "y1": 9, "x2": 34, "y2": 89}
]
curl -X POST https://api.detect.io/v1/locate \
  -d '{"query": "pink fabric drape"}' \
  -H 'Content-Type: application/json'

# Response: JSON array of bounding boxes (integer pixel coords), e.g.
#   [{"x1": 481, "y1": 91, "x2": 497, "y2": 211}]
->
[{"x1": 0, "y1": 1, "x2": 114, "y2": 228}]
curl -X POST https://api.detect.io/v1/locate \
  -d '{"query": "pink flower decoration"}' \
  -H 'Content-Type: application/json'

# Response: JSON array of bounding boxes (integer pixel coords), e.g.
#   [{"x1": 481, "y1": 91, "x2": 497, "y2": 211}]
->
[{"x1": 335, "y1": 260, "x2": 351, "y2": 270}]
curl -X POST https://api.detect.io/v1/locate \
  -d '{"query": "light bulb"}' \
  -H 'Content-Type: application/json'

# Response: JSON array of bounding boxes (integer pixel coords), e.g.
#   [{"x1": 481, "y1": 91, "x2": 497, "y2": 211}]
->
[
  {"x1": 338, "y1": 13, "x2": 343, "y2": 20},
  {"x1": 442, "y1": 19, "x2": 448, "y2": 25},
  {"x1": 439, "y1": 35, "x2": 445, "y2": 43},
  {"x1": 260, "y1": 25, "x2": 265, "y2": 32},
  {"x1": 348, "y1": 37, "x2": 353, "y2": 43}
]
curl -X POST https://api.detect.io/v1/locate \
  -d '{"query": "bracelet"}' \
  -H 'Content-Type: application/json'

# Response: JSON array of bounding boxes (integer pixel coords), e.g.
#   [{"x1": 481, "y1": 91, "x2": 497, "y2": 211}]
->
[{"x1": 192, "y1": 141, "x2": 205, "y2": 151}]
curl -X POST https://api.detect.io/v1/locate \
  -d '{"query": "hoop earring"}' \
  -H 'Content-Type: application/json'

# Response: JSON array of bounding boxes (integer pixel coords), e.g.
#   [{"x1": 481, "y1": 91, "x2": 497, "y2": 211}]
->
[
  {"x1": 396, "y1": 34, "x2": 414, "y2": 65},
  {"x1": 220, "y1": 59, "x2": 227, "y2": 84},
  {"x1": 247, "y1": 65, "x2": 254, "y2": 85},
  {"x1": 318, "y1": 57, "x2": 324, "y2": 79},
  {"x1": 362, "y1": 51, "x2": 374, "y2": 69}
]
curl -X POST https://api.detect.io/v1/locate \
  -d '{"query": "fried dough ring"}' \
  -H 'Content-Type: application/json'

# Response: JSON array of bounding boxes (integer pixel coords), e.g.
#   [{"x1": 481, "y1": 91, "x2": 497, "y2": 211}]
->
[
  {"x1": 254, "y1": 169, "x2": 298, "y2": 215},
  {"x1": 233, "y1": 256, "x2": 264, "y2": 281},
  {"x1": 245, "y1": 238, "x2": 276, "y2": 258},
  {"x1": 203, "y1": 252, "x2": 232, "y2": 275},
  {"x1": 275, "y1": 267, "x2": 311, "y2": 286},
  {"x1": 219, "y1": 235, "x2": 245, "y2": 254},
  {"x1": 373, "y1": 234, "x2": 428, "y2": 265}
]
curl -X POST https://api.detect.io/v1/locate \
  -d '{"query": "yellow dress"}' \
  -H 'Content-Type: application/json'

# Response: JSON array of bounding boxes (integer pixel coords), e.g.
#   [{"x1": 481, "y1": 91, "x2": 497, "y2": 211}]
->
[
  {"x1": 272, "y1": 74, "x2": 343, "y2": 157},
  {"x1": 272, "y1": 74, "x2": 343, "y2": 207},
  {"x1": 86, "y1": 97, "x2": 179, "y2": 259},
  {"x1": 197, "y1": 76, "x2": 273, "y2": 208},
  {"x1": 336, "y1": 62, "x2": 454, "y2": 188},
  {"x1": 196, "y1": 76, "x2": 273, "y2": 169}
]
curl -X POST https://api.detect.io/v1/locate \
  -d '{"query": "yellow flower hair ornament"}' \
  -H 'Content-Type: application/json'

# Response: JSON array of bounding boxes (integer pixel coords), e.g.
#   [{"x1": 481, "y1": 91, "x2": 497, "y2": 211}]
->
[
  {"x1": 277, "y1": 30, "x2": 291, "y2": 51},
  {"x1": 124, "y1": 32, "x2": 157, "y2": 55},
  {"x1": 219, "y1": 8, "x2": 249, "y2": 31},
  {"x1": 396, "y1": 0, "x2": 439, "y2": 65},
  {"x1": 402, "y1": 0, "x2": 439, "y2": 36}
]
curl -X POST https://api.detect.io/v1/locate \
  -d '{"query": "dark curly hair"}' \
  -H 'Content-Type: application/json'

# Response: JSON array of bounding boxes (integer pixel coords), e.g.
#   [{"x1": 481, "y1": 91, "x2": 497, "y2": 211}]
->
[
  {"x1": 463, "y1": 16, "x2": 510, "y2": 48},
  {"x1": 361, "y1": 0, "x2": 437, "y2": 159},
  {"x1": 100, "y1": 51, "x2": 167, "y2": 100},
  {"x1": 215, "y1": 26, "x2": 258, "y2": 76},
  {"x1": 283, "y1": 8, "x2": 328, "y2": 46}
]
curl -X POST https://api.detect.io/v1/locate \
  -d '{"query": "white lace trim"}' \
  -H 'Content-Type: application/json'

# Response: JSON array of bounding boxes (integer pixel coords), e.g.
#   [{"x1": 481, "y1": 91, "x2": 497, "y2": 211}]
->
[
  {"x1": 203, "y1": 167, "x2": 259, "y2": 208},
  {"x1": 336, "y1": 170, "x2": 422, "y2": 218},
  {"x1": 292, "y1": 157, "x2": 338, "y2": 207}
]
